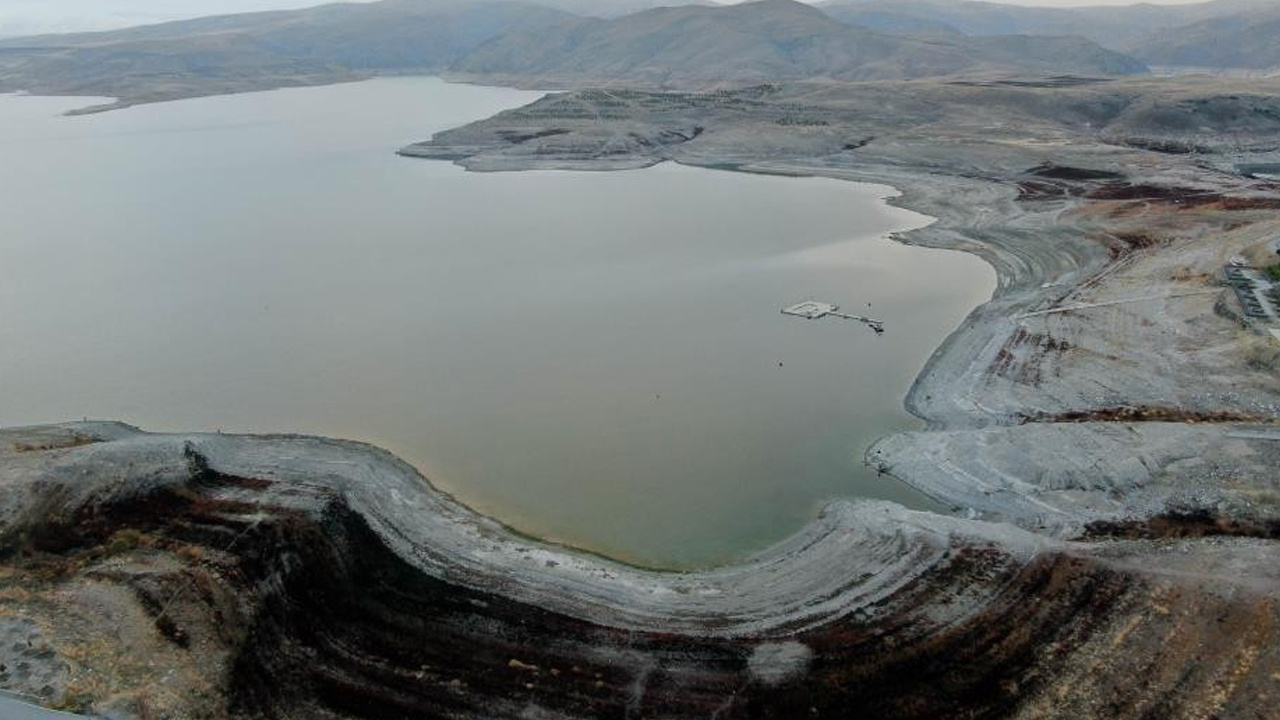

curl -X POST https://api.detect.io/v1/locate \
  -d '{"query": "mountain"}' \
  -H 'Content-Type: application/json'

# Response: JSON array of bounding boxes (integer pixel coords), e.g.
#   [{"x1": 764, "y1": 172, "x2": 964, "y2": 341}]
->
[
  {"x1": 818, "y1": 0, "x2": 1280, "y2": 56},
  {"x1": 815, "y1": 9, "x2": 963, "y2": 37},
  {"x1": 452, "y1": 0, "x2": 1147, "y2": 88},
  {"x1": 0, "y1": 0, "x2": 709, "y2": 40},
  {"x1": 0, "y1": 0, "x2": 1148, "y2": 113},
  {"x1": 532, "y1": 0, "x2": 716, "y2": 17},
  {"x1": 0, "y1": 0, "x2": 575, "y2": 69},
  {"x1": 1129, "y1": 8, "x2": 1280, "y2": 70},
  {"x1": 0, "y1": 0, "x2": 574, "y2": 110}
]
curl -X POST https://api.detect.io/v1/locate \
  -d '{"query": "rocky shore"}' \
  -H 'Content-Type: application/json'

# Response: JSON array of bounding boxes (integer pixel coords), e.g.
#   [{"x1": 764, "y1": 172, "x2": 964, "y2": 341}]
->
[
  {"x1": 2, "y1": 75, "x2": 1280, "y2": 718},
  {"x1": 1, "y1": 422, "x2": 1277, "y2": 719},
  {"x1": 402, "y1": 77, "x2": 1280, "y2": 534}
]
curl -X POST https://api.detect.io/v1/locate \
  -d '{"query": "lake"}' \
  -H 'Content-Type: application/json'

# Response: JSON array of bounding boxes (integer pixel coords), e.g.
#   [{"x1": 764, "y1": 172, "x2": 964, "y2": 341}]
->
[{"x1": 0, "y1": 77, "x2": 994, "y2": 568}]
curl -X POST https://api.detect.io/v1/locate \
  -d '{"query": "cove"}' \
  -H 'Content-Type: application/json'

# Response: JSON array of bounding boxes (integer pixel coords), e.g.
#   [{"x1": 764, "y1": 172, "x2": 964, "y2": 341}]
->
[{"x1": 0, "y1": 77, "x2": 994, "y2": 569}]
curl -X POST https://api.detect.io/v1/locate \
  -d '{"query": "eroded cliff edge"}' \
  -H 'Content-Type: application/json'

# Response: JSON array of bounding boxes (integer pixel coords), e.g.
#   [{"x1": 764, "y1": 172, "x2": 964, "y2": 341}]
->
[{"x1": 1, "y1": 422, "x2": 1276, "y2": 719}]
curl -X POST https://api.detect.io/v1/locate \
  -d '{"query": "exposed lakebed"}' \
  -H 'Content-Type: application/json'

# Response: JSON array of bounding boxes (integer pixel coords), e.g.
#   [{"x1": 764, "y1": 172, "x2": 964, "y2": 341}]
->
[{"x1": 0, "y1": 77, "x2": 993, "y2": 568}]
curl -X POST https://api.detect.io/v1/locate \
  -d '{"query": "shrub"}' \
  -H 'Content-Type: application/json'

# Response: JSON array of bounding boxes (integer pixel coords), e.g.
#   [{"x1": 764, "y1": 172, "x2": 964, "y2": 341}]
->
[
  {"x1": 105, "y1": 528, "x2": 143, "y2": 555},
  {"x1": 1242, "y1": 335, "x2": 1280, "y2": 372}
]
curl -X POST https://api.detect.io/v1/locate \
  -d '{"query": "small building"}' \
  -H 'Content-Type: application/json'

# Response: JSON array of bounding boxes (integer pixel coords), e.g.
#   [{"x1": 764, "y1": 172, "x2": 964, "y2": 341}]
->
[{"x1": 781, "y1": 301, "x2": 838, "y2": 320}]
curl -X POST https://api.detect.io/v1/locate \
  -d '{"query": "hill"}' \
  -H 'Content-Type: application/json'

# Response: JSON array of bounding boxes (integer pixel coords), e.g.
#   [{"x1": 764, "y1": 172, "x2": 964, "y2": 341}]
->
[
  {"x1": 818, "y1": 0, "x2": 1280, "y2": 57},
  {"x1": 0, "y1": 0, "x2": 1149, "y2": 112},
  {"x1": 0, "y1": 0, "x2": 574, "y2": 110},
  {"x1": 532, "y1": 0, "x2": 716, "y2": 17},
  {"x1": 1129, "y1": 8, "x2": 1280, "y2": 70},
  {"x1": 452, "y1": 0, "x2": 1147, "y2": 88}
]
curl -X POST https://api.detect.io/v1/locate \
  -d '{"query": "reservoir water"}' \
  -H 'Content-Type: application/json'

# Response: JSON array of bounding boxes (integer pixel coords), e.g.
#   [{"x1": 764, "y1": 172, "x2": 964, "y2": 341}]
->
[{"x1": 0, "y1": 77, "x2": 994, "y2": 568}]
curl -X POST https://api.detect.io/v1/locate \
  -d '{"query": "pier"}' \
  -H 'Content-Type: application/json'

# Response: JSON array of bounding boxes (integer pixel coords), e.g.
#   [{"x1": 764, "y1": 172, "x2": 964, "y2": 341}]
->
[{"x1": 782, "y1": 301, "x2": 884, "y2": 333}]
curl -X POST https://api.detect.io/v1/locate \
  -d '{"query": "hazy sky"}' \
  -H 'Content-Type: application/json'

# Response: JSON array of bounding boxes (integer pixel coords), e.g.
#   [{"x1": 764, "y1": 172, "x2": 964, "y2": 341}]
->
[{"x1": 0, "y1": 0, "x2": 1241, "y2": 37}]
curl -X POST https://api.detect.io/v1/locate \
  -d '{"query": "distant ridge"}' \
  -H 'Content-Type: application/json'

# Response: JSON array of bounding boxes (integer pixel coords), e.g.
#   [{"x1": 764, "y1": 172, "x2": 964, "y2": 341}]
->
[
  {"x1": 0, "y1": 0, "x2": 1147, "y2": 112},
  {"x1": 0, "y1": 0, "x2": 577, "y2": 70},
  {"x1": 452, "y1": 0, "x2": 1147, "y2": 87},
  {"x1": 0, "y1": 0, "x2": 576, "y2": 111},
  {"x1": 1129, "y1": 8, "x2": 1280, "y2": 71},
  {"x1": 819, "y1": 0, "x2": 1280, "y2": 71}
]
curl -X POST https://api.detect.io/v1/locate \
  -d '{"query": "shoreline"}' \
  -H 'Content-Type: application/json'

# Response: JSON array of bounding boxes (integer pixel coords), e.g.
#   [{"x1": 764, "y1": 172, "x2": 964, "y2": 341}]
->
[
  {"x1": 1, "y1": 76, "x2": 1278, "y2": 717},
  {"x1": 7, "y1": 72, "x2": 1278, "y2": 558},
  {"x1": 0, "y1": 421, "x2": 1052, "y2": 635},
  {"x1": 1, "y1": 418, "x2": 1275, "y2": 717},
  {"x1": 401, "y1": 78, "x2": 1280, "y2": 534},
  {"x1": 2, "y1": 80, "x2": 993, "y2": 570}
]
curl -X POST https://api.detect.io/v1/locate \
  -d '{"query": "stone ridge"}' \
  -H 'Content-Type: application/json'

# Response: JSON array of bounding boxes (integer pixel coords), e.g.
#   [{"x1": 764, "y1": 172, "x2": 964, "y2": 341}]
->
[{"x1": 0, "y1": 421, "x2": 1276, "y2": 718}]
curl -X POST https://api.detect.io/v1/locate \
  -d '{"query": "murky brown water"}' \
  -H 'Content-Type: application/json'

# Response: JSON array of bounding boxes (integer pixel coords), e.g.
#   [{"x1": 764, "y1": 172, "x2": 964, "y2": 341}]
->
[{"x1": 0, "y1": 77, "x2": 994, "y2": 568}]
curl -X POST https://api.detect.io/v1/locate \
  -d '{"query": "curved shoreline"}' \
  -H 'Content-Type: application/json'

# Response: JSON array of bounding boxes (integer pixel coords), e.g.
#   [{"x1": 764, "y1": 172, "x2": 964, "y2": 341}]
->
[
  {"x1": 2, "y1": 419, "x2": 1276, "y2": 718},
  {"x1": 699, "y1": 160, "x2": 1103, "y2": 431},
  {"x1": 0, "y1": 421, "x2": 1048, "y2": 637},
  {"x1": 2, "y1": 78, "x2": 1280, "y2": 717},
  {"x1": 1, "y1": 81, "x2": 997, "y2": 571},
  {"x1": 398, "y1": 86, "x2": 1280, "y2": 559}
]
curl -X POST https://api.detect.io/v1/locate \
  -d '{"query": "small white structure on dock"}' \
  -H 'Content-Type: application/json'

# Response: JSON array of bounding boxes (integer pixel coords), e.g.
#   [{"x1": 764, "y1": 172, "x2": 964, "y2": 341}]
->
[
  {"x1": 781, "y1": 301, "x2": 839, "y2": 320},
  {"x1": 782, "y1": 301, "x2": 884, "y2": 333}
]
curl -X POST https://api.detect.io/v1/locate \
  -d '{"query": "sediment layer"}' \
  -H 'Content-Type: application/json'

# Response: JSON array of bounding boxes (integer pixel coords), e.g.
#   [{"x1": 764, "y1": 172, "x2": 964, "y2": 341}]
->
[{"x1": 2, "y1": 422, "x2": 1277, "y2": 719}]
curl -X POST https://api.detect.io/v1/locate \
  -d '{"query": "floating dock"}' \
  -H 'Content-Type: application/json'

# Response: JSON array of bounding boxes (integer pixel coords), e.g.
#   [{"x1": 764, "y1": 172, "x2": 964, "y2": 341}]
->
[
  {"x1": 781, "y1": 301, "x2": 839, "y2": 319},
  {"x1": 782, "y1": 301, "x2": 884, "y2": 333}
]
